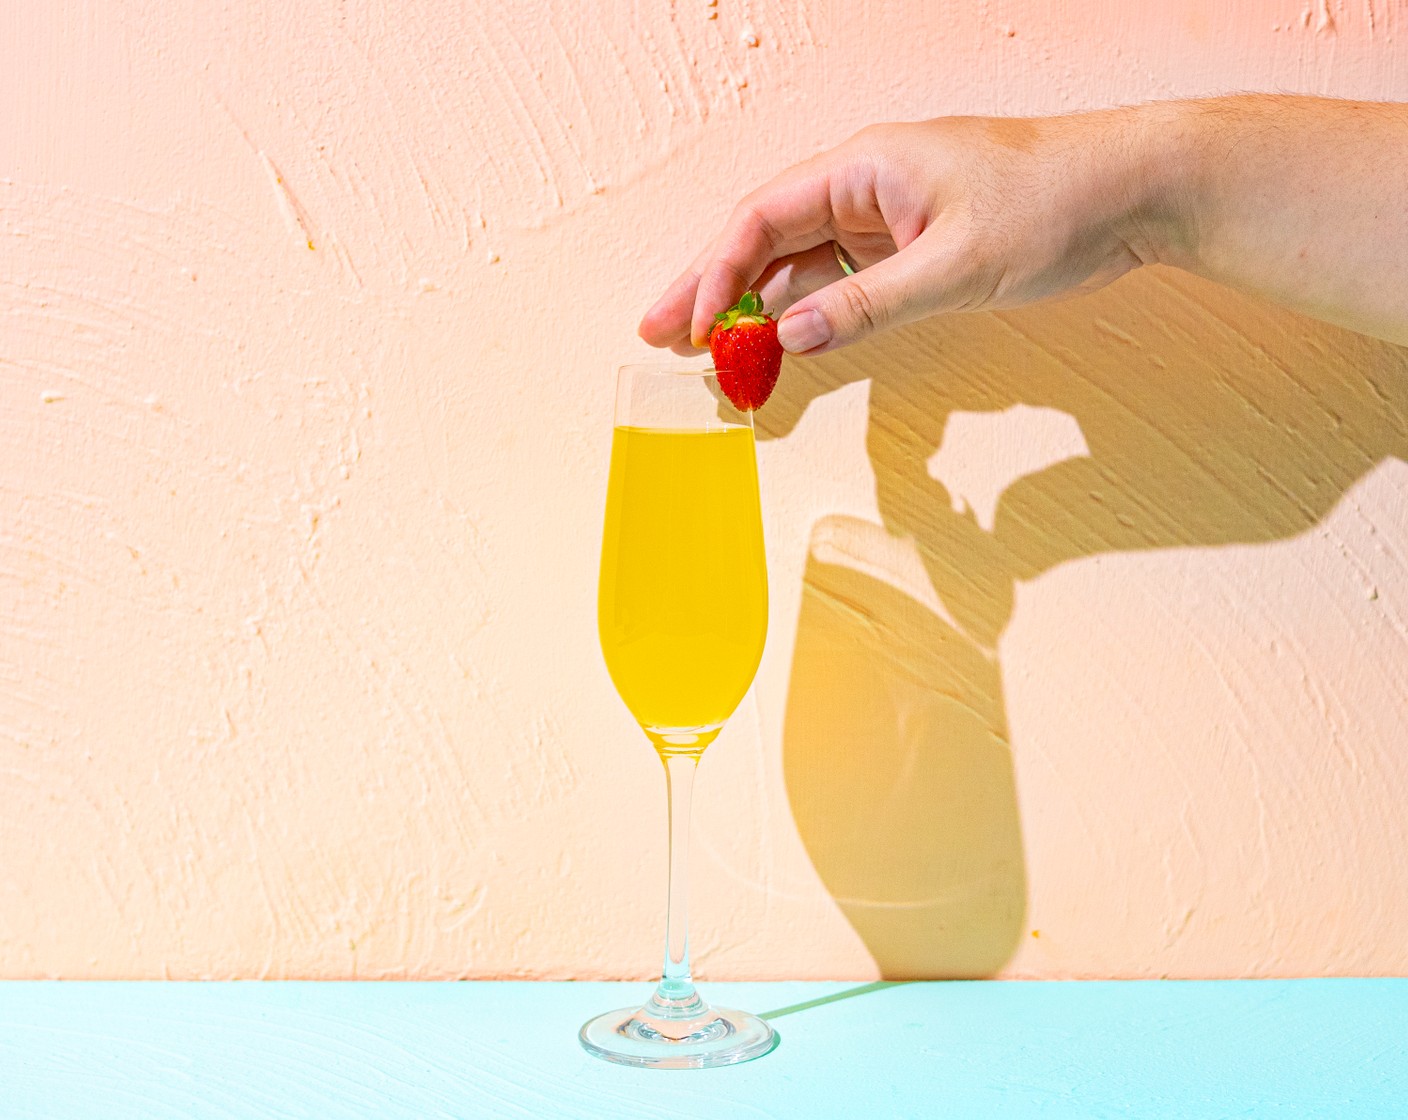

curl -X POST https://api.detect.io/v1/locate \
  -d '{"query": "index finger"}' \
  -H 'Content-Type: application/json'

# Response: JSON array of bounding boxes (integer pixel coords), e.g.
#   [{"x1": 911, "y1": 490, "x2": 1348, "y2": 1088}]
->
[
  {"x1": 637, "y1": 250, "x2": 712, "y2": 349},
  {"x1": 689, "y1": 165, "x2": 840, "y2": 346},
  {"x1": 637, "y1": 159, "x2": 840, "y2": 349}
]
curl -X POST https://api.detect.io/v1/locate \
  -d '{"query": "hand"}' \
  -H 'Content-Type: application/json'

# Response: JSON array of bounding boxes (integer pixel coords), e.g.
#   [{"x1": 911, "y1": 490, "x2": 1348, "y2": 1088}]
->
[{"x1": 639, "y1": 110, "x2": 1174, "y2": 357}]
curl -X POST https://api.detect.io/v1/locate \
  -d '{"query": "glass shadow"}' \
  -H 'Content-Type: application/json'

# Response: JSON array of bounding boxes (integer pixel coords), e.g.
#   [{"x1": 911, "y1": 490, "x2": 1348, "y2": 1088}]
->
[{"x1": 761, "y1": 268, "x2": 1408, "y2": 979}]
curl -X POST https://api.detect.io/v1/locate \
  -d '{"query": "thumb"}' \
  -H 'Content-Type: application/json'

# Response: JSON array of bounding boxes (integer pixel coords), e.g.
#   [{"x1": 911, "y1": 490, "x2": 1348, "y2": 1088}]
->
[{"x1": 775, "y1": 226, "x2": 960, "y2": 355}]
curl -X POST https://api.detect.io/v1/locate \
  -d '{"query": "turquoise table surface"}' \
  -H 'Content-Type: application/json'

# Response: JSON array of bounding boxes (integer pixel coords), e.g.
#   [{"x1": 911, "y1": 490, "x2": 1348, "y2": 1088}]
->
[{"x1": 2, "y1": 980, "x2": 1404, "y2": 1118}]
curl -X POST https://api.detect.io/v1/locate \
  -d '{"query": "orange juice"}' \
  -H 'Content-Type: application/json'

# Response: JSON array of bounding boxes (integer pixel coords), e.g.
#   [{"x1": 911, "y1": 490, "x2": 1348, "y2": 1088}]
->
[{"x1": 599, "y1": 426, "x2": 767, "y2": 740}]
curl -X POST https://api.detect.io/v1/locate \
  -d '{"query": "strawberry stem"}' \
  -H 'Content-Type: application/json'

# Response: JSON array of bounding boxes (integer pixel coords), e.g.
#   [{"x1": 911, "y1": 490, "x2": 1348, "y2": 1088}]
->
[{"x1": 710, "y1": 290, "x2": 772, "y2": 334}]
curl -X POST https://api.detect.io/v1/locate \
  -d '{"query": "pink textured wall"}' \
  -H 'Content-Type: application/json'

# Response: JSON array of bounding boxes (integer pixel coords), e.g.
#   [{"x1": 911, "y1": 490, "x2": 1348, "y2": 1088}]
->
[{"x1": 3, "y1": 1, "x2": 1407, "y2": 979}]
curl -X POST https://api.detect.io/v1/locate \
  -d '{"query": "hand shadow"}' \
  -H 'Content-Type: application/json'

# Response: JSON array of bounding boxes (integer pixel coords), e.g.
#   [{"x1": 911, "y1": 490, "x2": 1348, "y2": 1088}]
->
[{"x1": 763, "y1": 267, "x2": 1408, "y2": 979}]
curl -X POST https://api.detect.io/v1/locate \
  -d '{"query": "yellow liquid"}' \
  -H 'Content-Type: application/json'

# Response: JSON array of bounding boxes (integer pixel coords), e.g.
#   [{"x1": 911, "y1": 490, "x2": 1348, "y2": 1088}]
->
[{"x1": 599, "y1": 426, "x2": 768, "y2": 741}]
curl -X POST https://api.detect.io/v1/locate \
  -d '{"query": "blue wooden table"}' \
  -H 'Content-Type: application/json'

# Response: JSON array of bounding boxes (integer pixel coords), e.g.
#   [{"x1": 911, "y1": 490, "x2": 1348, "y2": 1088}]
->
[{"x1": 2, "y1": 980, "x2": 1403, "y2": 1117}]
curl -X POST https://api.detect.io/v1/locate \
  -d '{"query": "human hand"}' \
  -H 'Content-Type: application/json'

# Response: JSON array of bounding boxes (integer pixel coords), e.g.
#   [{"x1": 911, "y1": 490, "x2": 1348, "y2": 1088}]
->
[{"x1": 639, "y1": 109, "x2": 1177, "y2": 357}]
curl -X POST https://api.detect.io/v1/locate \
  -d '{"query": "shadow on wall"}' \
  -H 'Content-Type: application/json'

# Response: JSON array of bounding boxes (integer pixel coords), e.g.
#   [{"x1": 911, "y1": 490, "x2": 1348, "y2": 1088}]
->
[{"x1": 761, "y1": 268, "x2": 1408, "y2": 980}]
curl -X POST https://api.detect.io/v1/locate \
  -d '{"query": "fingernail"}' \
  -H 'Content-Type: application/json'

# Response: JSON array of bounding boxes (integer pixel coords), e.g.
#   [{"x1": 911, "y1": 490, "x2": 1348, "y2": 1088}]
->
[{"x1": 777, "y1": 309, "x2": 831, "y2": 353}]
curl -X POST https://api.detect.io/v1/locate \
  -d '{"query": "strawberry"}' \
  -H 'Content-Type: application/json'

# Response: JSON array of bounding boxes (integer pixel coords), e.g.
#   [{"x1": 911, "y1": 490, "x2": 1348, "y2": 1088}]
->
[{"x1": 708, "y1": 290, "x2": 783, "y2": 412}]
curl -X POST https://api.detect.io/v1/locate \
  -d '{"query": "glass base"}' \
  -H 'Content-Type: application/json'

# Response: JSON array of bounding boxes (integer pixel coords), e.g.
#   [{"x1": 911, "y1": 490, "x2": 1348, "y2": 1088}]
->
[{"x1": 579, "y1": 998, "x2": 777, "y2": 1069}]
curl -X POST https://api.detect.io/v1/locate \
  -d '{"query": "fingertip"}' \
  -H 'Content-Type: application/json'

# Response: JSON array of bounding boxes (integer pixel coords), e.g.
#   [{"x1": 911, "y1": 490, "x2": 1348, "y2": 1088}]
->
[
  {"x1": 776, "y1": 306, "x2": 834, "y2": 355},
  {"x1": 636, "y1": 308, "x2": 668, "y2": 347},
  {"x1": 640, "y1": 266, "x2": 708, "y2": 346},
  {"x1": 689, "y1": 302, "x2": 714, "y2": 350},
  {"x1": 689, "y1": 321, "x2": 711, "y2": 351},
  {"x1": 692, "y1": 262, "x2": 750, "y2": 349},
  {"x1": 639, "y1": 302, "x2": 696, "y2": 350}
]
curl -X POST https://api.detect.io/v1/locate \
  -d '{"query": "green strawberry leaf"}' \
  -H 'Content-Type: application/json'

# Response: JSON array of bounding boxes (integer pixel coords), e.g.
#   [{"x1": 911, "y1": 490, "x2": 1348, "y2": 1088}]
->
[{"x1": 711, "y1": 291, "x2": 774, "y2": 337}]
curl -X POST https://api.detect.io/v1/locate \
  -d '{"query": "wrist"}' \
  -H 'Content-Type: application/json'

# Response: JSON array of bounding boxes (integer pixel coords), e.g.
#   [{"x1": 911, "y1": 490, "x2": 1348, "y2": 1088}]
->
[{"x1": 1106, "y1": 99, "x2": 1206, "y2": 270}]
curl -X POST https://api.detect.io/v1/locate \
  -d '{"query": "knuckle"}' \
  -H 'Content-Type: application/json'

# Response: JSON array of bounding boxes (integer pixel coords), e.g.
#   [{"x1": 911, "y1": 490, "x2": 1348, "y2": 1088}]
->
[
  {"x1": 852, "y1": 122, "x2": 900, "y2": 149},
  {"x1": 833, "y1": 279, "x2": 887, "y2": 335},
  {"x1": 731, "y1": 194, "x2": 782, "y2": 246},
  {"x1": 710, "y1": 256, "x2": 750, "y2": 292},
  {"x1": 729, "y1": 191, "x2": 761, "y2": 224}
]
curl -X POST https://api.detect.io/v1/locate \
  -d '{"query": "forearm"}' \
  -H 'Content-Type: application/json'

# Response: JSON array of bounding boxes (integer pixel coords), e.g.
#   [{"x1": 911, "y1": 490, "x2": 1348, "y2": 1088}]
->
[
  {"x1": 1127, "y1": 96, "x2": 1408, "y2": 346},
  {"x1": 641, "y1": 94, "x2": 1408, "y2": 356}
]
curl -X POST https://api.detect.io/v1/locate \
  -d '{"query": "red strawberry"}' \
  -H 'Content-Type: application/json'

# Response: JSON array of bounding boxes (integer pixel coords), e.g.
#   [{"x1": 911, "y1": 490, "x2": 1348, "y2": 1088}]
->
[{"x1": 708, "y1": 291, "x2": 783, "y2": 412}]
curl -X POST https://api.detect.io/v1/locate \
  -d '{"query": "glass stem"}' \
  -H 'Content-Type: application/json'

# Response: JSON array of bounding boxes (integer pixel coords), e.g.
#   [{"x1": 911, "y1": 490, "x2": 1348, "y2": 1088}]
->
[{"x1": 650, "y1": 750, "x2": 704, "y2": 1017}]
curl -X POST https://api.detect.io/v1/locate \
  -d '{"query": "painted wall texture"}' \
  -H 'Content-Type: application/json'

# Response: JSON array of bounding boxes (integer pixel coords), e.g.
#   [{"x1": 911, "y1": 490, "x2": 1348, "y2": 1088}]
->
[{"x1": 3, "y1": 1, "x2": 1407, "y2": 980}]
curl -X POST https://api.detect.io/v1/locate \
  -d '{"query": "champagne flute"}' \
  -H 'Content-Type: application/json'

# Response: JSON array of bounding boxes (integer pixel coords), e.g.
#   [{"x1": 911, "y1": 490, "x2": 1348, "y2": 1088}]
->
[{"x1": 580, "y1": 364, "x2": 777, "y2": 1069}]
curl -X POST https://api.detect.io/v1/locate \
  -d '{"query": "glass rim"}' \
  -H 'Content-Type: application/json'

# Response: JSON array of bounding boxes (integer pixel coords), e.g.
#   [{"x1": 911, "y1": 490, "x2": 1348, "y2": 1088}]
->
[
  {"x1": 615, "y1": 362, "x2": 719, "y2": 380},
  {"x1": 611, "y1": 361, "x2": 752, "y2": 429}
]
